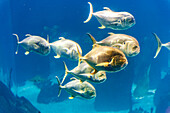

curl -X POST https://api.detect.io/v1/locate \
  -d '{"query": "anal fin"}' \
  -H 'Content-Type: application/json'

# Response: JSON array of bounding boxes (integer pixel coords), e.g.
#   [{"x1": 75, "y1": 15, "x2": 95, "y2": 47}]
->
[
  {"x1": 25, "y1": 51, "x2": 29, "y2": 55},
  {"x1": 54, "y1": 54, "x2": 61, "y2": 58},
  {"x1": 98, "y1": 25, "x2": 106, "y2": 29},
  {"x1": 69, "y1": 95, "x2": 74, "y2": 99}
]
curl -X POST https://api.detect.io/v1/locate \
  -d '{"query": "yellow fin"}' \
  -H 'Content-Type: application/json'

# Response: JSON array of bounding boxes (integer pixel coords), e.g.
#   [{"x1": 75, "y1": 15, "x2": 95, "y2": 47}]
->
[
  {"x1": 98, "y1": 25, "x2": 106, "y2": 29},
  {"x1": 25, "y1": 51, "x2": 29, "y2": 55},
  {"x1": 69, "y1": 96, "x2": 74, "y2": 99},
  {"x1": 76, "y1": 45, "x2": 83, "y2": 67},
  {"x1": 87, "y1": 33, "x2": 97, "y2": 44},
  {"x1": 54, "y1": 54, "x2": 61, "y2": 58},
  {"x1": 84, "y1": 2, "x2": 93, "y2": 23},
  {"x1": 96, "y1": 62, "x2": 110, "y2": 67},
  {"x1": 91, "y1": 68, "x2": 98, "y2": 75},
  {"x1": 152, "y1": 33, "x2": 162, "y2": 58}
]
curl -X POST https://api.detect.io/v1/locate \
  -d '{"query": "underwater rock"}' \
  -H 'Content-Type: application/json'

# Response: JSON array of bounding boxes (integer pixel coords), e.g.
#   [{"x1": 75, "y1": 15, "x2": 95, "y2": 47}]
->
[
  {"x1": 154, "y1": 72, "x2": 170, "y2": 113},
  {"x1": 0, "y1": 81, "x2": 40, "y2": 113}
]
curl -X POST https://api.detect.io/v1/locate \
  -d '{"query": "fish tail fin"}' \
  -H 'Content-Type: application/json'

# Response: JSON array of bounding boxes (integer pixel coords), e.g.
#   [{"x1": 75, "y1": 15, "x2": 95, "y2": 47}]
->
[
  {"x1": 61, "y1": 61, "x2": 69, "y2": 84},
  {"x1": 84, "y1": 2, "x2": 93, "y2": 23},
  {"x1": 152, "y1": 33, "x2": 162, "y2": 58},
  {"x1": 55, "y1": 76, "x2": 62, "y2": 97},
  {"x1": 76, "y1": 45, "x2": 83, "y2": 67},
  {"x1": 13, "y1": 34, "x2": 20, "y2": 54}
]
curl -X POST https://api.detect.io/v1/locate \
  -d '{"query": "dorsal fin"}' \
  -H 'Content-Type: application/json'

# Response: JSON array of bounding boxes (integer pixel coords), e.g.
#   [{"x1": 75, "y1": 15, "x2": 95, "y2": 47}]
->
[
  {"x1": 86, "y1": 33, "x2": 97, "y2": 44},
  {"x1": 103, "y1": 7, "x2": 112, "y2": 11},
  {"x1": 59, "y1": 37, "x2": 65, "y2": 40},
  {"x1": 47, "y1": 35, "x2": 49, "y2": 43},
  {"x1": 25, "y1": 34, "x2": 32, "y2": 37},
  {"x1": 108, "y1": 32, "x2": 115, "y2": 35}
]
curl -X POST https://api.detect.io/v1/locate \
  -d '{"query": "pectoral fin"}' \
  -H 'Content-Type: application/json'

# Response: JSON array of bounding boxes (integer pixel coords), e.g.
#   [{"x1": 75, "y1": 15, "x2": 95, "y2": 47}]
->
[
  {"x1": 98, "y1": 25, "x2": 106, "y2": 29},
  {"x1": 33, "y1": 44, "x2": 39, "y2": 49},
  {"x1": 72, "y1": 89, "x2": 85, "y2": 94},
  {"x1": 54, "y1": 54, "x2": 61, "y2": 58},
  {"x1": 96, "y1": 62, "x2": 110, "y2": 67},
  {"x1": 25, "y1": 51, "x2": 30, "y2": 55}
]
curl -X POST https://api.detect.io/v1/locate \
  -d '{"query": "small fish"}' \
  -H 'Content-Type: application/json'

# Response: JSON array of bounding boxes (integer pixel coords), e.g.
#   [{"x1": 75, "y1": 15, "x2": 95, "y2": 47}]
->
[
  {"x1": 77, "y1": 45, "x2": 128, "y2": 74},
  {"x1": 84, "y1": 2, "x2": 136, "y2": 30},
  {"x1": 13, "y1": 34, "x2": 50, "y2": 56},
  {"x1": 29, "y1": 75, "x2": 46, "y2": 83},
  {"x1": 56, "y1": 76, "x2": 96, "y2": 99},
  {"x1": 61, "y1": 61, "x2": 106, "y2": 84},
  {"x1": 50, "y1": 37, "x2": 82, "y2": 61},
  {"x1": 152, "y1": 33, "x2": 170, "y2": 58},
  {"x1": 87, "y1": 32, "x2": 140, "y2": 57}
]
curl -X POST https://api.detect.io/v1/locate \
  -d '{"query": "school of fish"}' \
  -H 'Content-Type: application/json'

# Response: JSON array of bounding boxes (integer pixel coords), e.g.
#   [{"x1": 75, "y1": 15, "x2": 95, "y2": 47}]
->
[{"x1": 13, "y1": 2, "x2": 169, "y2": 100}]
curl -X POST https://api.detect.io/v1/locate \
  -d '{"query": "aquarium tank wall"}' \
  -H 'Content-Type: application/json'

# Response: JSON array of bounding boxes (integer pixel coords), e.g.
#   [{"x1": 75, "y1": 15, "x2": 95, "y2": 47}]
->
[{"x1": 0, "y1": 0, "x2": 169, "y2": 113}]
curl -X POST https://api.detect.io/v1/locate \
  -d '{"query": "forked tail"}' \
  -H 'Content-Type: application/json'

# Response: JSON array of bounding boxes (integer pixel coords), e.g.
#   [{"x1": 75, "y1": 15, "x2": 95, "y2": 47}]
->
[
  {"x1": 61, "y1": 61, "x2": 69, "y2": 84},
  {"x1": 13, "y1": 34, "x2": 20, "y2": 54},
  {"x1": 152, "y1": 33, "x2": 162, "y2": 58},
  {"x1": 84, "y1": 2, "x2": 93, "y2": 23},
  {"x1": 55, "y1": 76, "x2": 62, "y2": 97}
]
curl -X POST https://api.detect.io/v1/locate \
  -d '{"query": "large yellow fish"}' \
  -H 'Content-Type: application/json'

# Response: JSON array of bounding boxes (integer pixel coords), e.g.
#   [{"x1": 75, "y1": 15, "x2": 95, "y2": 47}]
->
[
  {"x1": 77, "y1": 45, "x2": 128, "y2": 74},
  {"x1": 84, "y1": 2, "x2": 136, "y2": 30}
]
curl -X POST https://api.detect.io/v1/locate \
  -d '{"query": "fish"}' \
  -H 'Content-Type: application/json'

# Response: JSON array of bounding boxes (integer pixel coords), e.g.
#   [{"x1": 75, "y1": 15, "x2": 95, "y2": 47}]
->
[
  {"x1": 87, "y1": 32, "x2": 140, "y2": 57},
  {"x1": 77, "y1": 45, "x2": 128, "y2": 74},
  {"x1": 61, "y1": 61, "x2": 106, "y2": 84},
  {"x1": 56, "y1": 76, "x2": 96, "y2": 99},
  {"x1": 84, "y1": 2, "x2": 136, "y2": 30},
  {"x1": 13, "y1": 34, "x2": 50, "y2": 56},
  {"x1": 50, "y1": 37, "x2": 82, "y2": 61},
  {"x1": 152, "y1": 33, "x2": 170, "y2": 58},
  {"x1": 29, "y1": 75, "x2": 46, "y2": 83},
  {"x1": 132, "y1": 64, "x2": 151, "y2": 99}
]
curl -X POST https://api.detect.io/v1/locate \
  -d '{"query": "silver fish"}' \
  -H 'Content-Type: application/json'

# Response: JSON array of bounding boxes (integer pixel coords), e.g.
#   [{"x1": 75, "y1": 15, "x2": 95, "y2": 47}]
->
[
  {"x1": 87, "y1": 32, "x2": 140, "y2": 57},
  {"x1": 13, "y1": 34, "x2": 50, "y2": 56},
  {"x1": 61, "y1": 61, "x2": 106, "y2": 84},
  {"x1": 84, "y1": 2, "x2": 136, "y2": 30},
  {"x1": 153, "y1": 33, "x2": 170, "y2": 58},
  {"x1": 56, "y1": 76, "x2": 96, "y2": 99},
  {"x1": 50, "y1": 37, "x2": 82, "y2": 61}
]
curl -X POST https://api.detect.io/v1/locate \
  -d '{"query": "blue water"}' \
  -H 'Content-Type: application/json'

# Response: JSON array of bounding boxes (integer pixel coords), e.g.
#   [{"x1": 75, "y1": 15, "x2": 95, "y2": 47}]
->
[{"x1": 0, "y1": 0, "x2": 170, "y2": 113}]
